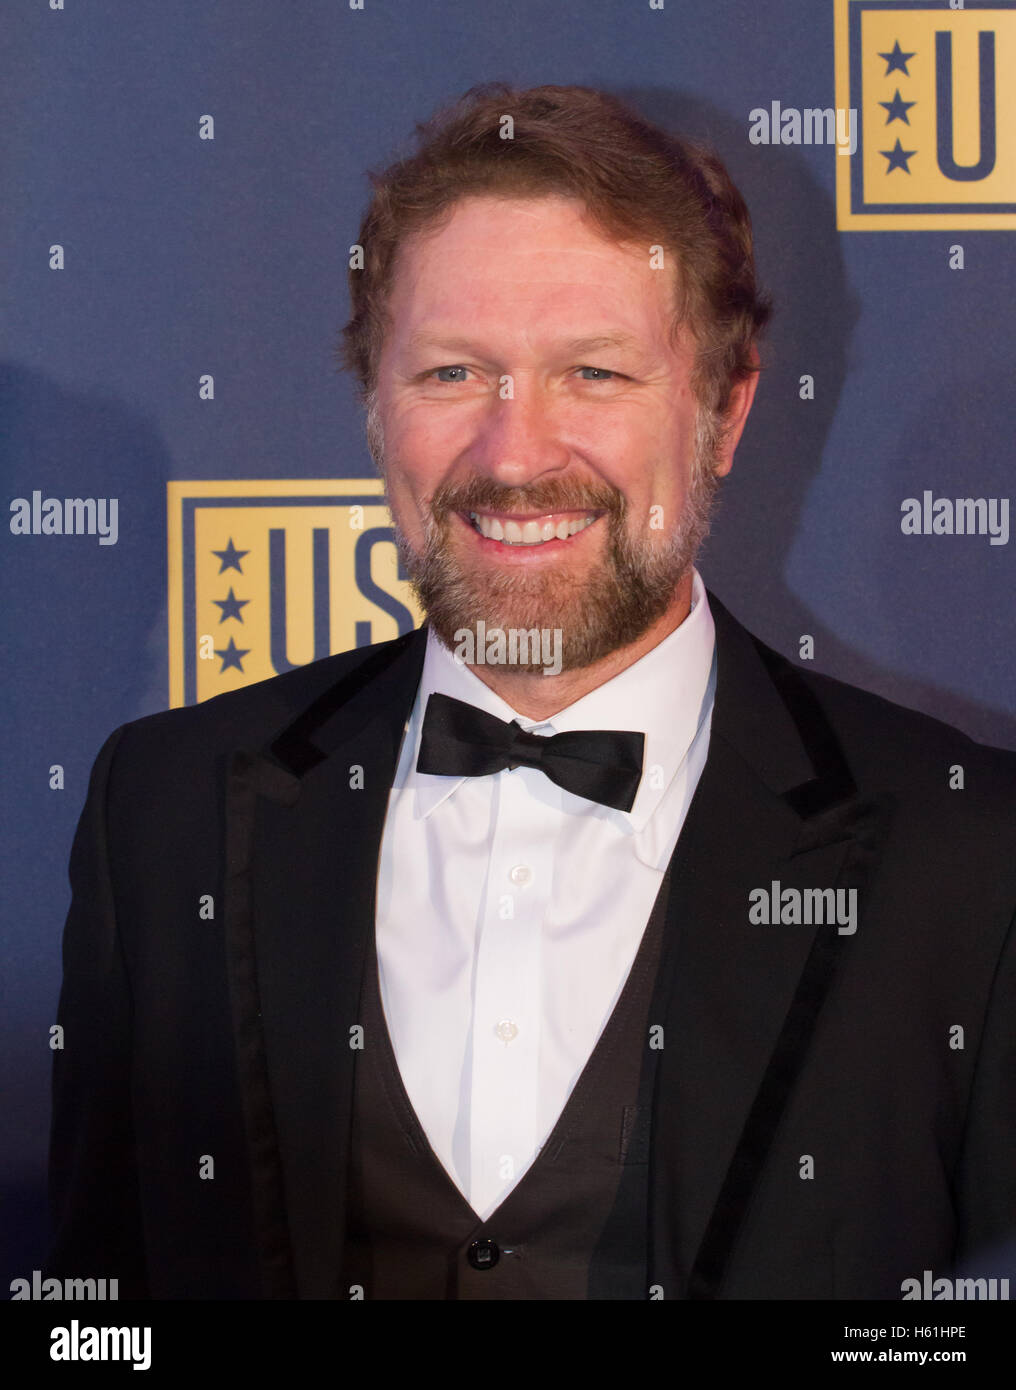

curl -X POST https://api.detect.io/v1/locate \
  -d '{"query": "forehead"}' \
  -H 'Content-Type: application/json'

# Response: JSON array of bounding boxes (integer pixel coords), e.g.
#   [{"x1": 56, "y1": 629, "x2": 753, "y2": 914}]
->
[{"x1": 385, "y1": 194, "x2": 679, "y2": 351}]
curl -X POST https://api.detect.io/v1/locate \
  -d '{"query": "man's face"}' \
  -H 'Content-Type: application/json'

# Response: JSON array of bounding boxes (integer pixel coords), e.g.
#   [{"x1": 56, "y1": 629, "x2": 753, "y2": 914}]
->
[{"x1": 372, "y1": 194, "x2": 744, "y2": 672}]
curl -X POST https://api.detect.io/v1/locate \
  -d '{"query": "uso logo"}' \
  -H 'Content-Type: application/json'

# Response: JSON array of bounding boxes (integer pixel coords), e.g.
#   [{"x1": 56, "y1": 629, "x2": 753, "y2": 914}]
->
[
  {"x1": 167, "y1": 478, "x2": 424, "y2": 707},
  {"x1": 836, "y1": 0, "x2": 1015, "y2": 230}
]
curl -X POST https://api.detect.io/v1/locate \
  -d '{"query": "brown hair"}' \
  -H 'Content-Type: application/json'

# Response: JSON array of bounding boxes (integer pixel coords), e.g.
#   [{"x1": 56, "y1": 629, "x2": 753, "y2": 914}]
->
[{"x1": 339, "y1": 82, "x2": 771, "y2": 424}]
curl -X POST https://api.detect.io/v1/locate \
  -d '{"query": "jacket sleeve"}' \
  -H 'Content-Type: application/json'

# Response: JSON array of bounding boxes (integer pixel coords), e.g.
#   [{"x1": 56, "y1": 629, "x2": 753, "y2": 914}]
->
[
  {"x1": 954, "y1": 902, "x2": 1016, "y2": 1281},
  {"x1": 45, "y1": 724, "x2": 151, "y2": 1298}
]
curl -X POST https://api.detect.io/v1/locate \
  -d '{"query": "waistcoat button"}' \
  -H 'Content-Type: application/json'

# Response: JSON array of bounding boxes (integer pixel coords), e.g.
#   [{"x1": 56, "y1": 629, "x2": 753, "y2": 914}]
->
[{"x1": 467, "y1": 1238, "x2": 500, "y2": 1270}]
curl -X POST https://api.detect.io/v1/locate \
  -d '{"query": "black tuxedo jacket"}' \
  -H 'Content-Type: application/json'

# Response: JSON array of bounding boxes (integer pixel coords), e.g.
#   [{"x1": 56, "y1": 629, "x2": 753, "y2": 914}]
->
[{"x1": 47, "y1": 594, "x2": 1016, "y2": 1299}]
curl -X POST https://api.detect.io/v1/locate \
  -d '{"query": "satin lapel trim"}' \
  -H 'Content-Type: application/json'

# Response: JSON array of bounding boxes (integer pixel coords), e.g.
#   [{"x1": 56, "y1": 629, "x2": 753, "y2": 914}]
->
[
  {"x1": 685, "y1": 786, "x2": 893, "y2": 1299},
  {"x1": 222, "y1": 627, "x2": 427, "y2": 1297},
  {"x1": 648, "y1": 596, "x2": 895, "y2": 1299},
  {"x1": 223, "y1": 750, "x2": 301, "y2": 1298}
]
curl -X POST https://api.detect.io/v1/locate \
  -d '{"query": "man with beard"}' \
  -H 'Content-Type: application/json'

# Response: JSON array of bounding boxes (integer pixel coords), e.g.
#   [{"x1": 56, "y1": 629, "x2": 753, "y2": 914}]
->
[{"x1": 48, "y1": 84, "x2": 1016, "y2": 1301}]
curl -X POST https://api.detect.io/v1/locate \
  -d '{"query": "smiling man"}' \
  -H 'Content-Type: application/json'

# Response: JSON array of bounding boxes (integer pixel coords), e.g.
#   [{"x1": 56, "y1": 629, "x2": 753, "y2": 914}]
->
[{"x1": 48, "y1": 83, "x2": 1016, "y2": 1302}]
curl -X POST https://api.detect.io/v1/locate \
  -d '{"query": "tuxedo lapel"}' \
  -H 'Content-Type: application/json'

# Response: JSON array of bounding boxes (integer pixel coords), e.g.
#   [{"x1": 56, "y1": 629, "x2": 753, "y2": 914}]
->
[
  {"x1": 647, "y1": 594, "x2": 894, "y2": 1299},
  {"x1": 222, "y1": 625, "x2": 427, "y2": 1297}
]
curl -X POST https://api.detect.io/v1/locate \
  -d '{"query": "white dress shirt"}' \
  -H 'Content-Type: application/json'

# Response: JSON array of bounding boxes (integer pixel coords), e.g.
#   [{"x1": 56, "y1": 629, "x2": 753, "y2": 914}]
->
[{"x1": 374, "y1": 568, "x2": 717, "y2": 1220}]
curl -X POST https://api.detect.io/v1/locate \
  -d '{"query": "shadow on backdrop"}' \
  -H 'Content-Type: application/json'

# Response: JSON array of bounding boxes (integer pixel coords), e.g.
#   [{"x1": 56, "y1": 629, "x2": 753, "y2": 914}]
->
[
  {"x1": 624, "y1": 86, "x2": 1016, "y2": 752},
  {"x1": 1, "y1": 361, "x2": 171, "y2": 1285}
]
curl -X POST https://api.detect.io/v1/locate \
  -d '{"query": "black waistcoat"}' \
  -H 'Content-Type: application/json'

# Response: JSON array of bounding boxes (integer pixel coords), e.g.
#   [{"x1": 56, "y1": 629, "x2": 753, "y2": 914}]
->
[{"x1": 340, "y1": 866, "x2": 673, "y2": 1299}]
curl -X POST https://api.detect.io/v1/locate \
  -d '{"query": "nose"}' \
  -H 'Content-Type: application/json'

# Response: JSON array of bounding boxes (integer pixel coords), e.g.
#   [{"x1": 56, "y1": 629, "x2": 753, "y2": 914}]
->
[{"x1": 468, "y1": 377, "x2": 572, "y2": 488}]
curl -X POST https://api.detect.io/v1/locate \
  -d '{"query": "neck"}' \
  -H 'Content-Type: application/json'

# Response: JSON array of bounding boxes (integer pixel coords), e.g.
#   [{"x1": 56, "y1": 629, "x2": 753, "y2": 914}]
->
[{"x1": 456, "y1": 570, "x2": 694, "y2": 721}]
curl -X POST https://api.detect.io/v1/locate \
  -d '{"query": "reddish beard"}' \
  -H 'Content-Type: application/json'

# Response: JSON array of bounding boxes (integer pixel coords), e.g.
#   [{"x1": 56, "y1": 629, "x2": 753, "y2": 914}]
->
[{"x1": 387, "y1": 465, "x2": 719, "y2": 674}]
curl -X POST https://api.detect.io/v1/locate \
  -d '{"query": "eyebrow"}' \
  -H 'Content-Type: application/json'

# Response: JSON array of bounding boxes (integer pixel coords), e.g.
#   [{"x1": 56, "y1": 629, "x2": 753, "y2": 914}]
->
[{"x1": 405, "y1": 331, "x2": 644, "y2": 357}]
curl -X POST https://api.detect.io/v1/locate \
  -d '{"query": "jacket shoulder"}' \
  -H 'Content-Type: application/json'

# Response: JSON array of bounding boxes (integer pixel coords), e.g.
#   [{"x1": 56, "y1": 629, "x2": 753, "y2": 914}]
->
[
  {"x1": 768, "y1": 643, "x2": 1016, "y2": 823},
  {"x1": 107, "y1": 630, "x2": 418, "y2": 763}
]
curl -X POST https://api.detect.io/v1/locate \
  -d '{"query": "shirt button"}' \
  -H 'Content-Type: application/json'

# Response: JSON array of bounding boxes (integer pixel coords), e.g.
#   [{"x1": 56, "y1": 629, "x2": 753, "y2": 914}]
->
[
  {"x1": 509, "y1": 864, "x2": 532, "y2": 886},
  {"x1": 495, "y1": 1020, "x2": 519, "y2": 1043},
  {"x1": 467, "y1": 1238, "x2": 500, "y2": 1270}
]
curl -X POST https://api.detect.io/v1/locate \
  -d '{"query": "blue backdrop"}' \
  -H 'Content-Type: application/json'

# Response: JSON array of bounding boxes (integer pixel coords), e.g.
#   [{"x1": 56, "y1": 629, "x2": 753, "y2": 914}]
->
[{"x1": 3, "y1": 0, "x2": 1013, "y2": 1287}]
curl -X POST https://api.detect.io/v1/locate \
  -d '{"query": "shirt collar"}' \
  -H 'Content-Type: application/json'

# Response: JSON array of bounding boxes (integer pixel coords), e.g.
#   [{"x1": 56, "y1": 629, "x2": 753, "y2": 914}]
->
[{"x1": 401, "y1": 568, "x2": 716, "y2": 841}]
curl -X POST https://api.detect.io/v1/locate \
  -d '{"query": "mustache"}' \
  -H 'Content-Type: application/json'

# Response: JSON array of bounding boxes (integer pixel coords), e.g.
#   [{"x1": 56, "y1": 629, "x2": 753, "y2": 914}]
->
[{"x1": 427, "y1": 476, "x2": 625, "y2": 522}]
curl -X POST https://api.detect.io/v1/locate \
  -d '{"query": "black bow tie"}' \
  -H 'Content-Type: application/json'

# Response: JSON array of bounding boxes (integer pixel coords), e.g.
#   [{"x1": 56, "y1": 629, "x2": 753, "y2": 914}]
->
[{"x1": 416, "y1": 692, "x2": 645, "y2": 812}]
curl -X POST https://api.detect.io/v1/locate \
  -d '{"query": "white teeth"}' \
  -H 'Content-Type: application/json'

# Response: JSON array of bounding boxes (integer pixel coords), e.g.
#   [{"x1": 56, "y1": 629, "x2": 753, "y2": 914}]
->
[{"x1": 469, "y1": 512, "x2": 598, "y2": 545}]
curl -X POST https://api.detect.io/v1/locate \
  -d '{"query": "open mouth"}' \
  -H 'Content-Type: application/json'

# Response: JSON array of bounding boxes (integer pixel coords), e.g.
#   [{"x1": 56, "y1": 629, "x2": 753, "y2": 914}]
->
[{"x1": 463, "y1": 509, "x2": 604, "y2": 547}]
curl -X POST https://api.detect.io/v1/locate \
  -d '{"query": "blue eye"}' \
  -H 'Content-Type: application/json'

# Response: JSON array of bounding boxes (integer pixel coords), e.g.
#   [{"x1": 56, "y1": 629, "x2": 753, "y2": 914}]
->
[
  {"x1": 432, "y1": 366, "x2": 470, "y2": 382},
  {"x1": 578, "y1": 367, "x2": 617, "y2": 381}
]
